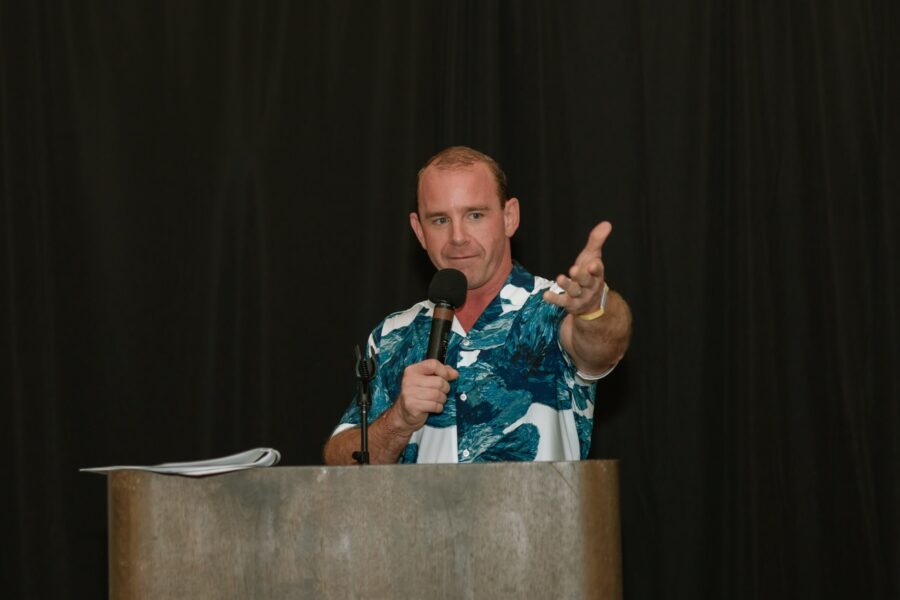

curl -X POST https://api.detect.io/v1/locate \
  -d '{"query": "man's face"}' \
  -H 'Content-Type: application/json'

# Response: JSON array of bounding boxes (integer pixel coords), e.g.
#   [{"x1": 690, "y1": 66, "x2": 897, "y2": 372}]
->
[{"x1": 410, "y1": 162, "x2": 520, "y2": 292}]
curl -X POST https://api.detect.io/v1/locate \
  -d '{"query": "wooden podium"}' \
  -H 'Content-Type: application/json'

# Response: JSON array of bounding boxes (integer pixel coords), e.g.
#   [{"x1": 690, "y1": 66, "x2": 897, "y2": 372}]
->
[{"x1": 108, "y1": 461, "x2": 622, "y2": 599}]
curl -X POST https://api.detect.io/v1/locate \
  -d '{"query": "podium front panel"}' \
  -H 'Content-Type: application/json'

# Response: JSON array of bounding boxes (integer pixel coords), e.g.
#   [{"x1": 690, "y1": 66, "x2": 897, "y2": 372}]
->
[{"x1": 109, "y1": 461, "x2": 621, "y2": 599}]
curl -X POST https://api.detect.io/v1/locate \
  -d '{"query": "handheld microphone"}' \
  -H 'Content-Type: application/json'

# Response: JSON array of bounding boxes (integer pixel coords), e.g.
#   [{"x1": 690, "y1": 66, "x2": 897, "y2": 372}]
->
[{"x1": 426, "y1": 268, "x2": 467, "y2": 362}]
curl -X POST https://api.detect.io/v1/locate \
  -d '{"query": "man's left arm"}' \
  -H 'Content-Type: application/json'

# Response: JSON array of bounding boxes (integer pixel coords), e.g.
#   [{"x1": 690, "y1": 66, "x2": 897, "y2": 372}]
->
[{"x1": 542, "y1": 221, "x2": 632, "y2": 376}]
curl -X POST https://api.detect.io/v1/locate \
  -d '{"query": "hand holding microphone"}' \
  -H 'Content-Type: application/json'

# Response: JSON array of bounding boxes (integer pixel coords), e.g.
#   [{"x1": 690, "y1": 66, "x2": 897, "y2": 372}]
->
[
  {"x1": 390, "y1": 269, "x2": 467, "y2": 434},
  {"x1": 392, "y1": 360, "x2": 460, "y2": 432}
]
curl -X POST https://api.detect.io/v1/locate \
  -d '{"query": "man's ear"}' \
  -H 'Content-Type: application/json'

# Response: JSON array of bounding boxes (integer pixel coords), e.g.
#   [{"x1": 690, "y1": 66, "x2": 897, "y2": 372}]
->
[
  {"x1": 503, "y1": 198, "x2": 520, "y2": 237},
  {"x1": 409, "y1": 212, "x2": 427, "y2": 249}
]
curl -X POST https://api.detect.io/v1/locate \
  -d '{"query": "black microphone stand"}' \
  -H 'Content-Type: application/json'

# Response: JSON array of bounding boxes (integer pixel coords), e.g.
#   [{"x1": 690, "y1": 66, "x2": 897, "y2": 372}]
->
[{"x1": 352, "y1": 345, "x2": 377, "y2": 465}]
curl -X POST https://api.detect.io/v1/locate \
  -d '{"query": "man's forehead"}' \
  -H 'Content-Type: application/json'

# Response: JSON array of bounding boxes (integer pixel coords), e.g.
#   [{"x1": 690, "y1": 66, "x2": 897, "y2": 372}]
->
[{"x1": 417, "y1": 163, "x2": 501, "y2": 209}]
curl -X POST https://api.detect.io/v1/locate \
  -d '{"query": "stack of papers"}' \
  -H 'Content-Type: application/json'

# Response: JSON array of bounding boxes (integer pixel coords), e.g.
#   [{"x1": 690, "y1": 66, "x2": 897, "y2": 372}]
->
[{"x1": 80, "y1": 447, "x2": 281, "y2": 477}]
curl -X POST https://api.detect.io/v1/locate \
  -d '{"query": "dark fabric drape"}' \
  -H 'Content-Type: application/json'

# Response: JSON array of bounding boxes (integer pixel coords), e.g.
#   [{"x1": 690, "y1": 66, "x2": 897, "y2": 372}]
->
[{"x1": 2, "y1": 1, "x2": 897, "y2": 598}]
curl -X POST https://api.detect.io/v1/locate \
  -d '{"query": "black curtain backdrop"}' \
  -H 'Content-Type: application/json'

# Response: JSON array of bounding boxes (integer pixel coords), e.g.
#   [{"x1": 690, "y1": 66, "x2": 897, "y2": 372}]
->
[{"x1": 2, "y1": 1, "x2": 898, "y2": 598}]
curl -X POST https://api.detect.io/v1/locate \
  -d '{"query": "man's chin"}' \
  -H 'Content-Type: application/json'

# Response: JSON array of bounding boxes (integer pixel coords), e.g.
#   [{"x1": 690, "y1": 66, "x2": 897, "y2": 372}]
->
[{"x1": 445, "y1": 264, "x2": 480, "y2": 288}]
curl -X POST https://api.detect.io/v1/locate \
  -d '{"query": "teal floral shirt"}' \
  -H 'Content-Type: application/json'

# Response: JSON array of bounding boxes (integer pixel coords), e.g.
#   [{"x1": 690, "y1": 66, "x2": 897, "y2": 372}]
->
[{"x1": 334, "y1": 263, "x2": 600, "y2": 463}]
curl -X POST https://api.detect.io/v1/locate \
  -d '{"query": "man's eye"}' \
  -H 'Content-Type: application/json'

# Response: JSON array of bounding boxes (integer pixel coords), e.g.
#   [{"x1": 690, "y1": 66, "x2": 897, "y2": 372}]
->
[
  {"x1": 469, "y1": 212, "x2": 484, "y2": 220},
  {"x1": 432, "y1": 217, "x2": 449, "y2": 225}
]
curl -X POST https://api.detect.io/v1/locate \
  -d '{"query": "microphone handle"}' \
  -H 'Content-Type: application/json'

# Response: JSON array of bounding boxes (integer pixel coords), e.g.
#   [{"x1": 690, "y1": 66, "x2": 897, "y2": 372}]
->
[{"x1": 426, "y1": 303, "x2": 455, "y2": 362}]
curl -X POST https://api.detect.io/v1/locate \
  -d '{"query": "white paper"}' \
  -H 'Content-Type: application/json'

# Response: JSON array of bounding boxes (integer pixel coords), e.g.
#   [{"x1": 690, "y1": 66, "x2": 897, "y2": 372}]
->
[{"x1": 80, "y1": 447, "x2": 281, "y2": 477}]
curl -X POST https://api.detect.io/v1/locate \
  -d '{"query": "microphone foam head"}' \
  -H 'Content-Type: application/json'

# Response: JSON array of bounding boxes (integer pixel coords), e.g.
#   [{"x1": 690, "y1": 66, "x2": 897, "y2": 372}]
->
[{"x1": 428, "y1": 268, "x2": 468, "y2": 308}]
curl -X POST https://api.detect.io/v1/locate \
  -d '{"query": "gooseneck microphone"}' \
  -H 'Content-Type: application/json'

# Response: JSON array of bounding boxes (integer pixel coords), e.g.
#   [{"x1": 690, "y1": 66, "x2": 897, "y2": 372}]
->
[
  {"x1": 426, "y1": 268, "x2": 468, "y2": 362},
  {"x1": 351, "y1": 344, "x2": 377, "y2": 465}
]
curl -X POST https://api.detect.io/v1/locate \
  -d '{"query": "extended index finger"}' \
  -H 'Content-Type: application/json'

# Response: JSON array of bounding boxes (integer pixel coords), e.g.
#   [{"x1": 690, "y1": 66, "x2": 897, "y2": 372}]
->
[{"x1": 578, "y1": 221, "x2": 612, "y2": 261}]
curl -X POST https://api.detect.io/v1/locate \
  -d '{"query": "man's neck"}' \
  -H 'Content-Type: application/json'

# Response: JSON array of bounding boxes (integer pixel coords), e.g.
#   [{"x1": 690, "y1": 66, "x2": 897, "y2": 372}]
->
[{"x1": 454, "y1": 263, "x2": 513, "y2": 332}]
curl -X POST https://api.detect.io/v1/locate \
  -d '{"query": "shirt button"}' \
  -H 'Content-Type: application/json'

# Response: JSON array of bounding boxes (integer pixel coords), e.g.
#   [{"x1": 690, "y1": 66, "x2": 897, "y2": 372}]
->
[
  {"x1": 462, "y1": 339, "x2": 471, "y2": 347},
  {"x1": 460, "y1": 393, "x2": 467, "y2": 401},
  {"x1": 462, "y1": 449, "x2": 470, "y2": 458}
]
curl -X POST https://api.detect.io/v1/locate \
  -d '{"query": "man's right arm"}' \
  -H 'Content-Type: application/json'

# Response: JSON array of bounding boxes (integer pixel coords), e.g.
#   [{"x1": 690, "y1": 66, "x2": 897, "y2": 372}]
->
[{"x1": 323, "y1": 359, "x2": 459, "y2": 465}]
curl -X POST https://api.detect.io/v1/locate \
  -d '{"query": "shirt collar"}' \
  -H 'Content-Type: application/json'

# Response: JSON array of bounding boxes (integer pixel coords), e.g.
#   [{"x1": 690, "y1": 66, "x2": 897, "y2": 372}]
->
[{"x1": 454, "y1": 261, "x2": 536, "y2": 338}]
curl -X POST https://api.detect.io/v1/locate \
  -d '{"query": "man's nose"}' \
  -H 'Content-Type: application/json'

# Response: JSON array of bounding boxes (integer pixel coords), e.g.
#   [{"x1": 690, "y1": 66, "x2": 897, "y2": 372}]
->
[{"x1": 450, "y1": 220, "x2": 467, "y2": 244}]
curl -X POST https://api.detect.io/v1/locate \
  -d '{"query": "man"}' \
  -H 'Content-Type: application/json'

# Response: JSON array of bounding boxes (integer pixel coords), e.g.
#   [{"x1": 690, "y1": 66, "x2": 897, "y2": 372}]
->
[{"x1": 323, "y1": 146, "x2": 631, "y2": 464}]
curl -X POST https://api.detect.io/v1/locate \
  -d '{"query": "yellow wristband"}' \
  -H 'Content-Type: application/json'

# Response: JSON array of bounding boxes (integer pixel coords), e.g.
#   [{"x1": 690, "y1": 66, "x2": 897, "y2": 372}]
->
[{"x1": 578, "y1": 283, "x2": 609, "y2": 321}]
